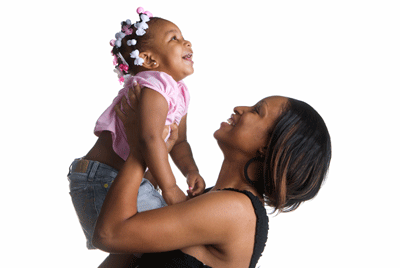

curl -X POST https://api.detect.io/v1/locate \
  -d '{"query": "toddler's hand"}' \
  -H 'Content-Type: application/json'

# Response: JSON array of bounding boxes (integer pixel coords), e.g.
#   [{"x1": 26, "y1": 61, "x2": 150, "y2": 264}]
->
[{"x1": 186, "y1": 171, "x2": 205, "y2": 198}]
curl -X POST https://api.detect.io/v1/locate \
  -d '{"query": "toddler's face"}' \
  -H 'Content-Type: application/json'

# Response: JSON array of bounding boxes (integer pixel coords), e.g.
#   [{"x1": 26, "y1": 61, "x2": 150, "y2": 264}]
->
[{"x1": 150, "y1": 20, "x2": 194, "y2": 81}]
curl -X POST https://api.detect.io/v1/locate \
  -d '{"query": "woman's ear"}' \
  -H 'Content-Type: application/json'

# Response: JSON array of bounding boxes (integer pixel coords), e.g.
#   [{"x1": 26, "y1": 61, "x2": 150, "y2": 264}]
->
[{"x1": 140, "y1": 52, "x2": 158, "y2": 69}]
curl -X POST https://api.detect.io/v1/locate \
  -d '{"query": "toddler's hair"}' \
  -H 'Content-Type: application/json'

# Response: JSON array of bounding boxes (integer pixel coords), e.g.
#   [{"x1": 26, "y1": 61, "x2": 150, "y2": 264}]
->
[{"x1": 111, "y1": 16, "x2": 164, "y2": 75}]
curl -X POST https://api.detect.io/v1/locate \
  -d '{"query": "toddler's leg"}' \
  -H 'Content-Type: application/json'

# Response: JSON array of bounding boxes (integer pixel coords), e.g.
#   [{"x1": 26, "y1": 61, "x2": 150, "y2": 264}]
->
[
  {"x1": 137, "y1": 178, "x2": 167, "y2": 212},
  {"x1": 68, "y1": 159, "x2": 118, "y2": 249},
  {"x1": 68, "y1": 159, "x2": 166, "y2": 268}
]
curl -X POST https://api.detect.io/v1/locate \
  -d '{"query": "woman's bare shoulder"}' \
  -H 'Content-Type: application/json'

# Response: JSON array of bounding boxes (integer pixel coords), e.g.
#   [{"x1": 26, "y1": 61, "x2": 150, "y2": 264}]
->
[{"x1": 192, "y1": 190, "x2": 257, "y2": 223}]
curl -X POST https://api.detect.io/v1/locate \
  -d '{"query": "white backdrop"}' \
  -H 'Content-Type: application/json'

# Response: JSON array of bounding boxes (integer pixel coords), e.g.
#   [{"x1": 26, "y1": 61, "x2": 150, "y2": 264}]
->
[{"x1": 1, "y1": 0, "x2": 399, "y2": 267}]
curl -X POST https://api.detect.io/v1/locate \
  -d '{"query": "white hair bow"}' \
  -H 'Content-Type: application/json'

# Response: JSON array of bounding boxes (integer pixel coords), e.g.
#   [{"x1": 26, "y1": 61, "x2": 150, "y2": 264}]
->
[
  {"x1": 133, "y1": 14, "x2": 150, "y2": 36},
  {"x1": 130, "y1": 49, "x2": 144, "y2": 66},
  {"x1": 114, "y1": 31, "x2": 126, "y2": 48}
]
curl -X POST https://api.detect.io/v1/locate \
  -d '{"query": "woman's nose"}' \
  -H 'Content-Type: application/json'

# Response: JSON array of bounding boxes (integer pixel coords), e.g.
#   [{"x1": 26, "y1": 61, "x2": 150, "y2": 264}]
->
[
  {"x1": 234, "y1": 106, "x2": 252, "y2": 115},
  {"x1": 184, "y1": 39, "x2": 192, "y2": 47},
  {"x1": 234, "y1": 106, "x2": 245, "y2": 115}
]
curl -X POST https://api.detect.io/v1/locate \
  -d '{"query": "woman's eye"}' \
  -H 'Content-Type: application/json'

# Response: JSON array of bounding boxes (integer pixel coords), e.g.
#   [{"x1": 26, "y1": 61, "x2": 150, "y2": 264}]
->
[{"x1": 171, "y1": 36, "x2": 177, "y2": 41}]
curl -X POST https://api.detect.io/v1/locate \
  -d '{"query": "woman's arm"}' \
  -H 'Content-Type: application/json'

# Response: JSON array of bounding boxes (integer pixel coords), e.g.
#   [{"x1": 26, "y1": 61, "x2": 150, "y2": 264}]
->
[
  {"x1": 169, "y1": 114, "x2": 205, "y2": 196},
  {"x1": 93, "y1": 174, "x2": 245, "y2": 254},
  {"x1": 93, "y1": 154, "x2": 145, "y2": 248},
  {"x1": 137, "y1": 88, "x2": 186, "y2": 204}
]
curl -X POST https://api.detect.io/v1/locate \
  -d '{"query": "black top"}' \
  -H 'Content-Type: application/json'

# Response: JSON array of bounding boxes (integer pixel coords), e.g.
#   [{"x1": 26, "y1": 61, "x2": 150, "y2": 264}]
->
[{"x1": 135, "y1": 188, "x2": 269, "y2": 268}]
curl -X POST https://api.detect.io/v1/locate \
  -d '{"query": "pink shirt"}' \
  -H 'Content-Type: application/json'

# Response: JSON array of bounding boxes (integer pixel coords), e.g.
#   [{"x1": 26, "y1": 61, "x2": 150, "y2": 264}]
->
[{"x1": 94, "y1": 71, "x2": 190, "y2": 161}]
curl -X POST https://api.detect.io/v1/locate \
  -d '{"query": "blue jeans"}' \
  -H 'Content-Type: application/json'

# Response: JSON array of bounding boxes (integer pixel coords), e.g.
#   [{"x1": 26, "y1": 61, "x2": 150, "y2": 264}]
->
[{"x1": 68, "y1": 158, "x2": 167, "y2": 249}]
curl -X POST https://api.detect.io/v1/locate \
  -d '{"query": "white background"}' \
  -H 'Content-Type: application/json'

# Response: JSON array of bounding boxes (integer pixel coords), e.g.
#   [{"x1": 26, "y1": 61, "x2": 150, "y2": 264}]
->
[{"x1": 1, "y1": 0, "x2": 399, "y2": 267}]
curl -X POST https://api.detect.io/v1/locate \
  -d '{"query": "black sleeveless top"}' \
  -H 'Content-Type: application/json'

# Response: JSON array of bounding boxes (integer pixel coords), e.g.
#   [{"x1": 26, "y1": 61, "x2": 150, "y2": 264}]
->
[{"x1": 135, "y1": 188, "x2": 269, "y2": 268}]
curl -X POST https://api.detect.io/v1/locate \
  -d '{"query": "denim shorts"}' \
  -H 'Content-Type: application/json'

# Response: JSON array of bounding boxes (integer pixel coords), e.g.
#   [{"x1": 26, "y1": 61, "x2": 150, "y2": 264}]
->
[{"x1": 68, "y1": 158, "x2": 167, "y2": 249}]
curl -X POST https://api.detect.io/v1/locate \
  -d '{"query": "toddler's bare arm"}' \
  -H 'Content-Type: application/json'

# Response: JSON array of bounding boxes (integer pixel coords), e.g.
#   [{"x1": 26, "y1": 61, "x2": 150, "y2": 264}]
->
[
  {"x1": 138, "y1": 87, "x2": 186, "y2": 205},
  {"x1": 170, "y1": 115, "x2": 205, "y2": 197}
]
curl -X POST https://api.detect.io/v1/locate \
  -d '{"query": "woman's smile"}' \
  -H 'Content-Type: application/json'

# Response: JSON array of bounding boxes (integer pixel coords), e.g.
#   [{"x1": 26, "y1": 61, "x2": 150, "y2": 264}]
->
[
  {"x1": 227, "y1": 114, "x2": 236, "y2": 126},
  {"x1": 215, "y1": 96, "x2": 289, "y2": 157}
]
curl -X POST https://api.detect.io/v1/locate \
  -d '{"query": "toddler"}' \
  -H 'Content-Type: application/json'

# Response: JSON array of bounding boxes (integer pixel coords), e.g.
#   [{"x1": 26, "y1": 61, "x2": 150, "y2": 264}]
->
[{"x1": 68, "y1": 7, "x2": 204, "y2": 250}]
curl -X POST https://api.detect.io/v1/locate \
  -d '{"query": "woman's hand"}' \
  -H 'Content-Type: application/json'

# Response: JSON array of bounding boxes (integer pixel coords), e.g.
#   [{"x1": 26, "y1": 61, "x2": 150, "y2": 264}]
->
[
  {"x1": 114, "y1": 83, "x2": 140, "y2": 151},
  {"x1": 114, "y1": 82, "x2": 178, "y2": 153},
  {"x1": 164, "y1": 123, "x2": 179, "y2": 153}
]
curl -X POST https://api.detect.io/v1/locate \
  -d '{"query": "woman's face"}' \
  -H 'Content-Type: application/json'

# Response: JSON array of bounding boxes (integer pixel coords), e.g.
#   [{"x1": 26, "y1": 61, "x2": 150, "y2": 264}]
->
[{"x1": 214, "y1": 96, "x2": 288, "y2": 157}]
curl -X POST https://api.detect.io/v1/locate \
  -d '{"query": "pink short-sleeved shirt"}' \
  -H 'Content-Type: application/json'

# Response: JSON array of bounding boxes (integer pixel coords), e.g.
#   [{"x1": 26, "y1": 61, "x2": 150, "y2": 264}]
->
[{"x1": 94, "y1": 71, "x2": 190, "y2": 161}]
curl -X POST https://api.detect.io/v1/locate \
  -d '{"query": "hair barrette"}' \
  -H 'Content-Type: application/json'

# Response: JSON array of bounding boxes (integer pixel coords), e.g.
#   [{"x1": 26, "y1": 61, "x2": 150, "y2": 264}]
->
[{"x1": 127, "y1": 39, "x2": 137, "y2": 46}]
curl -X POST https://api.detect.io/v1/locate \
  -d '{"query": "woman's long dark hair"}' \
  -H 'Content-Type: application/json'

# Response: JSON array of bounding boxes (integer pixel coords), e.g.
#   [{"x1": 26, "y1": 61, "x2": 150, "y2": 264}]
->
[{"x1": 255, "y1": 98, "x2": 331, "y2": 213}]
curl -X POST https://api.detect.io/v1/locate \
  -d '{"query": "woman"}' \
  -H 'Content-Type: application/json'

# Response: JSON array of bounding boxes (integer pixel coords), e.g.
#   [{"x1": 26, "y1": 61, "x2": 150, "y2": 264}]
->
[{"x1": 93, "y1": 84, "x2": 331, "y2": 268}]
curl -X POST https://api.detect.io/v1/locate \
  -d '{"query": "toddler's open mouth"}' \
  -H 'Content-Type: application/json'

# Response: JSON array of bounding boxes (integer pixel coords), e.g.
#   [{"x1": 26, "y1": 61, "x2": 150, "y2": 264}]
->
[{"x1": 183, "y1": 53, "x2": 193, "y2": 63}]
